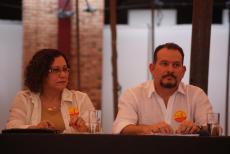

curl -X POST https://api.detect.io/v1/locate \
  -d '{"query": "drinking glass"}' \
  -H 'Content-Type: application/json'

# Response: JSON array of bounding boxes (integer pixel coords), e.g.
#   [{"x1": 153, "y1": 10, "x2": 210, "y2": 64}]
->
[
  {"x1": 88, "y1": 110, "x2": 102, "y2": 134},
  {"x1": 207, "y1": 113, "x2": 222, "y2": 136}
]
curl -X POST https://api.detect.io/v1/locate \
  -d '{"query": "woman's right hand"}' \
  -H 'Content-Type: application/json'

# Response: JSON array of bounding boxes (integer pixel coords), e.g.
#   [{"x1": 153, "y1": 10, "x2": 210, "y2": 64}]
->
[{"x1": 28, "y1": 120, "x2": 56, "y2": 129}]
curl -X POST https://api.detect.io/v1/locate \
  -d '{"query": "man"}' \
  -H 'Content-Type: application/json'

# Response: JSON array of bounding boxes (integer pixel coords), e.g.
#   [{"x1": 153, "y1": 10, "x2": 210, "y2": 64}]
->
[{"x1": 112, "y1": 42, "x2": 213, "y2": 135}]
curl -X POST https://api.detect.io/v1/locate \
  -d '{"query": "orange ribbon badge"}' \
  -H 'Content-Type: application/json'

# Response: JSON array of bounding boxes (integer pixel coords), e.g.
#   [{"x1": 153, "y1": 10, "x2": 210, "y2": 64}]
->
[
  {"x1": 68, "y1": 106, "x2": 79, "y2": 117},
  {"x1": 174, "y1": 110, "x2": 187, "y2": 123}
]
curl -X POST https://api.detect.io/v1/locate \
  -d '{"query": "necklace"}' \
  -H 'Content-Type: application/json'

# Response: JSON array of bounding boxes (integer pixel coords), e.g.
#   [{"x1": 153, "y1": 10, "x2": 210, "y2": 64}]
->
[
  {"x1": 47, "y1": 106, "x2": 60, "y2": 112},
  {"x1": 42, "y1": 103, "x2": 61, "y2": 112},
  {"x1": 40, "y1": 95, "x2": 61, "y2": 112}
]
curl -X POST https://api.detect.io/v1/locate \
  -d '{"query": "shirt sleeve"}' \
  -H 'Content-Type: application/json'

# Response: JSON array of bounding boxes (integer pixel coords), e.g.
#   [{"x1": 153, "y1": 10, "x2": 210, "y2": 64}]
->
[
  {"x1": 6, "y1": 91, "x2": 32, "y2": 129},
  {"x1": 75, "y1": 91, "x2": 95, "y2": 122},
  {"x1": 192, "y1": 88, "x2": 213, "y2": 126},
  {"x1": 112, "y1": 89, "x2": 139, "y2": 134}
]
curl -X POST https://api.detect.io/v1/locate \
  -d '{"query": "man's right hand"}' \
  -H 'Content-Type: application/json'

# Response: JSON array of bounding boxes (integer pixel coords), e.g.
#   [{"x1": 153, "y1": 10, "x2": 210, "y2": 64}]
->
[
  {"x1": 146, "y1": 121, "x2": 174, "y2": 134},
  {"x1": 121, "y1": 121, "x2": 174, "y2": 135}
]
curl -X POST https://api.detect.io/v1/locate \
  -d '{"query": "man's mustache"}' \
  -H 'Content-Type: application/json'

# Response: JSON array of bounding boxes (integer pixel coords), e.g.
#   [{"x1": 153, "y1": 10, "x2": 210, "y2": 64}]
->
[{"x1": 162, "y1": 73, "x2": 177, "y2": 79}]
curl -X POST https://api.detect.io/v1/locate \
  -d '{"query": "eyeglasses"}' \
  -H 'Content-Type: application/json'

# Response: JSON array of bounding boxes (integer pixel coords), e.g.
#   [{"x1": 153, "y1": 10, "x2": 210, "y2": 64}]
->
[{"x1": 48, "y1": 66, "x2": 70, "y2": 74}]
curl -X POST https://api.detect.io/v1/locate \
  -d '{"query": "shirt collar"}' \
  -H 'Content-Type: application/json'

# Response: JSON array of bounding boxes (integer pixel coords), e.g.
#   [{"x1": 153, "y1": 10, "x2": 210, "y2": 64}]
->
[
  {"x1": 29, "y1": 88, "x2": 74, "y2": 105},
  {"x1": 61, "y1": 88, "x2": 74, "y2": 102},
  {"x1": 147, "y1": 80, "x2": 156, "y2": 98},
  {"x1": 147, "y1": 80, "x2": 186, "y2": 98},
  {"x1": 177, "y1": 82, "x2": 186, "y2": 95}
]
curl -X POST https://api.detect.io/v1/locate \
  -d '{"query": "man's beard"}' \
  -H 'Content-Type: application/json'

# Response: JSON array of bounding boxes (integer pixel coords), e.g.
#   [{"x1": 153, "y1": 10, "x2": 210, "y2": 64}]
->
[{"x1": 160, "y1": 73, "x2": 177, "y2": 89}]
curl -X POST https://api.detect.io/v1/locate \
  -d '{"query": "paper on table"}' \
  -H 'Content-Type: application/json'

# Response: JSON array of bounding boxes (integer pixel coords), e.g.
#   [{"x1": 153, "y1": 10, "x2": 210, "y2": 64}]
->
[{"x1": 149, "y1": 133, "x2": 199, "y2": 136}]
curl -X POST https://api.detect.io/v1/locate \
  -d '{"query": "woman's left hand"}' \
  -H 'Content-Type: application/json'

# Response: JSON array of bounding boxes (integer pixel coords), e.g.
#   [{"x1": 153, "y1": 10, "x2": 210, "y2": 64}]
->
[{"x1": 69, "y1": 116, "x2": 89, "y2": 132}]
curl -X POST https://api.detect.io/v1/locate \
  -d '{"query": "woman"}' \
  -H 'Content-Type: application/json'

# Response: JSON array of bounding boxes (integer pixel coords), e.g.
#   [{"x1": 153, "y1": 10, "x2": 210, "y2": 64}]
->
[{"x1": 6, "y1": 49, "x2": 95, "y2": 133}]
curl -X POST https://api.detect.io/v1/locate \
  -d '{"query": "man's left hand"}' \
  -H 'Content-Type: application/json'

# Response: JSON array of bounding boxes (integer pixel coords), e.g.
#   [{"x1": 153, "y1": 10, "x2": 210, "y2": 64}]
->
[{"x1": 175, "y1": 120, "x2": 199, "y2": 134}]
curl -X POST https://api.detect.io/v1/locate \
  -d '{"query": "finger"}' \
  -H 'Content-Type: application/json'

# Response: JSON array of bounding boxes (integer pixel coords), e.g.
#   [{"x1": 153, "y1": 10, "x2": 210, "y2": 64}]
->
[
  {"x1": 167, "y1": 126, "x2": 174, "y2": 134},
  {"x1": 69, "y1": 115, "x2": 78, "y2": 126},
  {"x1": 189, "y1": 125, "x2": 198, "y2": 134},
  {"x1": 41, "y1": 121, "x2": 55, "y2": 129},
  {"x1": 181, "y1": 122, "x2": 191, "y2": 134},
  {"x1": 166, "y1": 127, "x2": 174, "y2": 134},
  {"x1": 158, "y1": 126, "x2": 170, "y2": 134},
  {"x1": 184, "y1": 125, "x2": 192, "y2": 134},
  {"x1": 181, "y1": 125, "x2": 188, "y2": 134},
  {"x1": 182, "y1": 121, "x2": 196, "y2": 134},
  {"x1": 71, "y1": 117, "x2": 87, "y2": 130},
  {"x1": 163, "y1": 123, "x2": 174, "y2": 134},
  {"x1": 159, "y1": 127, "x2": 168, "y2": 134},
  {"x1": 76, "y1": 118, "x2": 88, "y2": 132},
  {"x1": 69, "y1": 118, "x2": 75, "y2": 126},
  {"x1": 47, "y1": 122, "x2": 56, "y2": 129},
  {"x1": 76, "y1": 117, "x2": 85, "y2": 126},
  {"x1": 153, "y1": 124, "x2": 163, "y2": 134},
  {"x1": 161, "y1": 123, "x2": 174, "y2": 134},
  {"x1": 175, "y1": 129, "x2": 181, "y2": 134},
  {"x1": 150, "y1": 126, "x2": 160, "y2": 133},
  {"x1": 39, "y1": 121, "x2": 49, "y2": 128},
  {"x1": 176, "y1": 125, "x2": 184, "y2": 134},
  {"x1": 159, "y1": 127, "x2": 166, "y2": 133}
]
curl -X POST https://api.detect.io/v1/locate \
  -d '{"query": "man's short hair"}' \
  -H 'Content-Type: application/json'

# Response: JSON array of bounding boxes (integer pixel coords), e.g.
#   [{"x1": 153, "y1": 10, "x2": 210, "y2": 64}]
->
[{"x1": 153, "y1": 42, "x2": 184, "y2": 64}]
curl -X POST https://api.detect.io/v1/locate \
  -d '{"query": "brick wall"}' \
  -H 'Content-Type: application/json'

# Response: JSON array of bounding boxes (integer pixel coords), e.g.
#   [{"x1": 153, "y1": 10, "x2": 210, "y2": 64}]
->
[
  {"x1": 23, "y1": 0, "x2": 58, "y2": 67},
  {"x1": 23, "y1": 0, "x2": 104, "y2": 109}
]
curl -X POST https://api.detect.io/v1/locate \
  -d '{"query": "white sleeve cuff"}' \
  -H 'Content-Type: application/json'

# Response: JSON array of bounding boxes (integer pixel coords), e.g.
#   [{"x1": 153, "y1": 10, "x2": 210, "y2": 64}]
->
[{"x1": 112, "y1": 120, "x2": 135, "y2": 134}]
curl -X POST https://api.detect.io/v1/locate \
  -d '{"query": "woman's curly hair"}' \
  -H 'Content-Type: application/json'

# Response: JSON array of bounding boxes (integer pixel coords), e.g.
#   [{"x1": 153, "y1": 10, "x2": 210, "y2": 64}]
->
[{"x1": 24, "y1": 49, "x2": 70, "y2": 93}]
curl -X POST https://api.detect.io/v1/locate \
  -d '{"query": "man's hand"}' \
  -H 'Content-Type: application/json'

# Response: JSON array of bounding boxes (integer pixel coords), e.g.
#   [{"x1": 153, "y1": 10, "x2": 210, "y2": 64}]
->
[
  {"x1": 149, "y1": 121, "x2": 174, "y2": 134},
  {"x1": 122, "y1": 121, "x2": 174, "y2": 135},
  {"x1": 175, "y1": 120, "x2": 199, "y2": 134}
]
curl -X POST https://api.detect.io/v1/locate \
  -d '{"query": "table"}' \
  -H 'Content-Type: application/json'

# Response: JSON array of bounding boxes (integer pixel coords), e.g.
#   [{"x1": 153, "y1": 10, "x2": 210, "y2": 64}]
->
[{"x1": 1, "y1": 133, "x2": 230, "y2": 154}]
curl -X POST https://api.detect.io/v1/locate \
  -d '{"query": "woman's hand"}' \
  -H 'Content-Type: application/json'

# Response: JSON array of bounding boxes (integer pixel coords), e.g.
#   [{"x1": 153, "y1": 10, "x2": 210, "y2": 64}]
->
[
  {"x1": 69, "y1": 116, "x2": 89, "y2": 132},
  {"x1": 28, "y1": 120, "x2": 56, "y2": 130}
]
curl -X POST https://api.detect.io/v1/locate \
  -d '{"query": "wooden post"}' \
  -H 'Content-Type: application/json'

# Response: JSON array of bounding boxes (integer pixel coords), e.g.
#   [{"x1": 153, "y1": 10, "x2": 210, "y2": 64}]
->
[
  {"x1": 190, "y1": 0, "x2": 213, "y2": 93},
  {"x1": 109, "y1": 0, "x2": 119, "y2": 118},
  {"x1": 76, "y1": 0, "x2": 81, "y2": 90},
  {"x1": 225, "y1": 7, "x2": 230, "y2": 136},
  {"x1": 151, "y1": 2, "x2": 155, "y2": 61}
]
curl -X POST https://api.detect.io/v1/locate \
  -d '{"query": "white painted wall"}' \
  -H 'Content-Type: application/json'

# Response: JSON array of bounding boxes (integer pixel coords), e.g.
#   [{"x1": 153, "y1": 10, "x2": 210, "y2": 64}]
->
[
  {"x1": 0, "y1": 20, "x2": 22, "y2": 131},
  {"x1": 208, "y1": 25, "x2": 229, "y2": 134},
  {"x1": 128, "y1": 9, "x2": 177, "y2": 27},
  {"x1": 102, "y1": 26, "x2": 150, "y2": 133}
]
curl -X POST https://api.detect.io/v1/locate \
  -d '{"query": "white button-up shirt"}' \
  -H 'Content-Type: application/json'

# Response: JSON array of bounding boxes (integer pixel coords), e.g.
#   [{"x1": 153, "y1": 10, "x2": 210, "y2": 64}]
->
[
  {"x1": 6, "y1": 88, "x2": 94, "y2": 133},
  {"x1": 112, "y1": 80, "x2": 213, "y2": 134}
]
